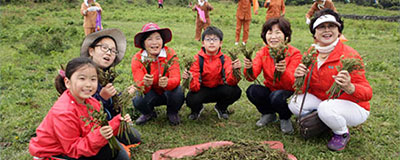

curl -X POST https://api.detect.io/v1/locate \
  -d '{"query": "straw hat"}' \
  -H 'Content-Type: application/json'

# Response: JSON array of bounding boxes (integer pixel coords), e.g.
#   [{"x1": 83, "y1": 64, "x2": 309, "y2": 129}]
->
[{"x1": 80, "y1": 28, "x2": 126, "y2": 66}]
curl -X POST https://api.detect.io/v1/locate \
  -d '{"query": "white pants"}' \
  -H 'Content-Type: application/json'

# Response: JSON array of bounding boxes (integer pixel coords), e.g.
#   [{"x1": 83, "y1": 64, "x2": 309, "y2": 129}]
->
[{"x1": 289, "y1": 93, "x2": 369, "y2": 135}]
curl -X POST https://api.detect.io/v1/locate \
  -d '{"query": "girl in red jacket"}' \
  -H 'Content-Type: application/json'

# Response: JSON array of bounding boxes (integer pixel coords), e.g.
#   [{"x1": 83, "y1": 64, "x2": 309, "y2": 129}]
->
[
  {"x1": 182, "y1": 26, "x2": 242, "y2": 120},
  {"x1": 243, "y1": 17, "x2": 301, "y2": 133},
  {"x1": 131, "y1": 23, "x2": 184, "y2": 126},
  {"x1": 289, "y1": 9, "x2": 372, "y2": 151},
  {"x1": 29, "y1": 57, "x2": 133, "y2": 159}
]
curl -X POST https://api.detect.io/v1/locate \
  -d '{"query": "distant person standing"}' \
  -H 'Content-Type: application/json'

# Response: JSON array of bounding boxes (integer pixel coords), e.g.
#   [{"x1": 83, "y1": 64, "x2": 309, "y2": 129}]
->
[
  {"x1": 305, "y1": 0, "x2": 337, "y2": 24},
  {"x1": 264, "y1": 0, "x2": 285, "y2": 22},
  {"x1": 158, "y1": 0, "x2": 164, "y2": 8},
  {"x1": 192, "y1": 0, "x2": 213, "y2": 41},
  {"x1": 235, "y1": 0, "x2": 258, "y2": 46},
  {"x1": 80, "y1": 0, "x2": 102, "y2": 36}
]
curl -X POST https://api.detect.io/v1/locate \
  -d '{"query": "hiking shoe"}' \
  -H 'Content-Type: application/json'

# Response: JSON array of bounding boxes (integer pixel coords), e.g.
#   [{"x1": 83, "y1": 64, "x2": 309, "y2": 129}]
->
[
  {"x1": 280, "y1": 119, "x2": 294, "y2": 134},
  {"x1": 214, "y1": 106, "x2": 229, "y2": 119},
  {"x1": 135, "y1": 112, "x2": 157, "y2": 125},
  {"x1": 327, "y1": 133, "x2": 350, "y2": 151},
  {"x1": 168, "y1": 114, "x2": 181, "y2": 125},
  {"x1": 188, "y1": 107, "x2": 204, "y2": 120},
  {"x1": 256, "y1": 114, "x2": 277, "y2": 127}
]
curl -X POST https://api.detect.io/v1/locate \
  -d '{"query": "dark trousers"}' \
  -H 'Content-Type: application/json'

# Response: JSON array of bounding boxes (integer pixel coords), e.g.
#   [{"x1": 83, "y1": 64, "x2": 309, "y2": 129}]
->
[
  {"x1": 246, "y1": 84, "x2": 293, "y2": 120},
  {"x1": 186, "y1": 85, "x2": 242, "y2": 112},
  {"x1": 53, "y1": 139, "x2": 129, "y2": 160},
  {"x1": 132, "y1": 86, "x2": 184, "y2": 115},
  {"x1": 53, "y1": 127, "x2": 141, "y2": 160}
]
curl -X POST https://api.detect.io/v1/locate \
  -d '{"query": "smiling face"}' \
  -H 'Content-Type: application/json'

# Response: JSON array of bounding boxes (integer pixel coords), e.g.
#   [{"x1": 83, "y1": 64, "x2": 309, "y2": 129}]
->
[
  {"x1": 89, "y1": 38, "x2": 117, "y2": 69},
  {"x1": 202, "y1": 34, "x2": 223, "y2": 55},
  {"x1": 144, "y1": 32, "x2": 164, "y2": 58},
  {"x1": 314, "y1": 22, "x2": 340, "y2": 47},
  {"x1": 64, "y1": 65, "x2": 98, "y2": 104},
  {"x1": 265, "y1": 24, "x2": 285, "y2": 48}
]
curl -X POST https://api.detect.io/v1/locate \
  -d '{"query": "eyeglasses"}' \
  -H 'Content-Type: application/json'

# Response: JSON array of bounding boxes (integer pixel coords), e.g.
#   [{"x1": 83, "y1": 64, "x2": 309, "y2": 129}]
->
[
  {"x1": 95, "y1": 45, "x2": 119, "y2": 55},
  {"x1": 315, "y1": 23, "x2": 338, "y2": 31},
  {"x1": 204, "y1": 38, "x2": 220, "y2": 43}
]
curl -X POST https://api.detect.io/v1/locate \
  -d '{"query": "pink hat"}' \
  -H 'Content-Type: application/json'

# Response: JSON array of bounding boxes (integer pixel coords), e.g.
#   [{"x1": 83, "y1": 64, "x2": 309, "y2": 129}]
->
[{"x1": 134, "y1": 23, "x2": 172, "y2": 49}]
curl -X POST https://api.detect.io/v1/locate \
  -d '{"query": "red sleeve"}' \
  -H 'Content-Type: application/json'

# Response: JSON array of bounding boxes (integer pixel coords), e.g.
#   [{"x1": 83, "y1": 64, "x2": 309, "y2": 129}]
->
[
  {"x1": 189, "y1": 55, "x2": 201, "y2": 92},
  {"x1": 53, "y1": 112, "x2": 108, "y2": 158},
  {"x1": 224, "y1": 54, "x2": 240, "y2": 85},
  {"x1": 108, "y1": 114, "x2": 122, "y2": 136},
  {"x1": 343, "y1": 54, "x2": 372, "y2": 101},
  {"x1": 165, "y1": 48, "x2": 181, "y2": 91},
  {"x1": 131, "y1": 52, "x2": 151, "y2": 93},
  {"x1": 243, "y1": 48, "x2": 264, "y2": 81}
]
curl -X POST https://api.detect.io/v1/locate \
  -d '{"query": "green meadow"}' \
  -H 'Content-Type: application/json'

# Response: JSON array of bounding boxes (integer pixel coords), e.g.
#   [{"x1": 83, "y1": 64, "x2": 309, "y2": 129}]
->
[{"x1": 0, "y1": 1, "x2": 399, "y2": 159}]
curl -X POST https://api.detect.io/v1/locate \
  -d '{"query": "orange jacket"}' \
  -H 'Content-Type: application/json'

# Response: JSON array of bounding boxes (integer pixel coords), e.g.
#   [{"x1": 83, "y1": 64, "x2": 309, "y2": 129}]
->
[
  {"x1": 192, "y1": 2, "x2": 213, "y2": 23},
  {"x1": 29, "y1": 90, "x2": 121, "y2": 158},
  {"x1": 236, "y1": 0, "x2": 252, "y2": 20},
  {"x1": 131, "y1": 46, "x2": 181, "y2": 94},
  {"x1": 189, "y1": 48, "x2": 240, "y2": 92},
  {"x1": 244, "y1": 45, "x2": 301, "y2": 91},
  {"x1": 264, "y1": 0, "x2": 285, "y2": 21},
  {"x1": 304, "y1": 41, "x2": 372, "y2": 111},
  {"x1": 306, "y1": 0, "x2": 337, "y2": 18},
  {"x1": 80, "y1": 2, "x2": 102, "y2": 28}
]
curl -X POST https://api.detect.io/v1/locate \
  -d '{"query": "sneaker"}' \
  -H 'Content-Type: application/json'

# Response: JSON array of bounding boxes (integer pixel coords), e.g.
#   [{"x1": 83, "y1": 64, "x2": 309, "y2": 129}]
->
[
  {"x1": 234, "y1": 42, "x2": 239, "y2": 45},
  {"x1": 135, "y1": 112, "x2": 157, "y2": 125},
  {"x1": 327, "y1": 133, "x2": 350, "y2": 151},
  {"x1": 280, "y1": 119, "x2": 294, "y2": 134},
  {"x1": 167, "y1": 114, "x2": 181, "y2": 125},
  {"x1": 214, "y1": 106, "x2": 229, "y2": 119},
  {"x1": 188, "y1": 107, "x2": 204, "y2": 120},
  {"x1": 256, "y1": 114, "x2": 277, "y2": 127}
]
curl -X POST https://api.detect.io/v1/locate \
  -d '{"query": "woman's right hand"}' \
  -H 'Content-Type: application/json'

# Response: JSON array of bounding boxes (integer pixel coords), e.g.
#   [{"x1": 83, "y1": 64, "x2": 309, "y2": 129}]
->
[
  {"x1": 143, "y1": 74, "x2": 154, "y2": 87},
  {"x1": 294, "y1": 63, "x2": 309, "y2": 78},
  {"x1": 100, "y1": 126, "x2": 113, "y2": 140},
  {"x1": 243, "y1": 58, "x2": 252, "y2": 69},
  {"x1": 182, "y1": 69, "x2": 192, "y2": 80},
  {"x1": 100, "y1": 83, "x2": 117, "y2": 100}
]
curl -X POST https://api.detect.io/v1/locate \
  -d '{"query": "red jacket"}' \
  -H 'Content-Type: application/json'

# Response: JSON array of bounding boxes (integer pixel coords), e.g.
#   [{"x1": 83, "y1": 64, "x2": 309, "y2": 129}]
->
[
  {"x1": 29, "y1": 90, "x2": 121, "y2": 158},
  {"x1": 189, "y1": 48, "x2": 240, "y2": 92},
  {"x1": 131, "y1": 46, "x2": 181, "y2": 94},
  {"x1": 244, "y1": 45, "x2": 301, "y2": 91},
  {"x1": 304, "y1": 41, "x2": 372, "y2": 111}
]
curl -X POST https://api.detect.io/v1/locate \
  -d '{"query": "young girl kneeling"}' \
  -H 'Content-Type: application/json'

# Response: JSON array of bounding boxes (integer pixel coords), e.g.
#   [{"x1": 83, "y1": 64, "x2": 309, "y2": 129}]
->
[{"x1": 29, "y1": 57, "x2": 132, "y2": 160}]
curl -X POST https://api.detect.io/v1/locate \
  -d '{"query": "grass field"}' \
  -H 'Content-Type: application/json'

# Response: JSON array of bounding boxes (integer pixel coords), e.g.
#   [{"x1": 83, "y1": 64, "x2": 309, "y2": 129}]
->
[{"x1": 0, "y1": 1, "x2": 399, "y2": 159}]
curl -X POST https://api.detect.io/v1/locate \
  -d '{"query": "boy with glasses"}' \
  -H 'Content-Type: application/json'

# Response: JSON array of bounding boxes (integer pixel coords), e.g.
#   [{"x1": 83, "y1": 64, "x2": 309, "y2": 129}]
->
[{"x1": 182, "y1": 26, "x2": 242, "y2": 120}]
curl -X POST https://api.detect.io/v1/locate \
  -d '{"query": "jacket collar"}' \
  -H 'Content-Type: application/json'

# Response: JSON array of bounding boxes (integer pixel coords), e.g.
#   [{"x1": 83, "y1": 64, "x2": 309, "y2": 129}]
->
[
  {"x1": 141, "y1": 47, "x2": 167, "y2": 61},
  {"x1": 199, "y1": 47, "x2": 222, "y2": 58},
  {"x1": 320, "y1": 41, "x2": 344, "y2": 63}
]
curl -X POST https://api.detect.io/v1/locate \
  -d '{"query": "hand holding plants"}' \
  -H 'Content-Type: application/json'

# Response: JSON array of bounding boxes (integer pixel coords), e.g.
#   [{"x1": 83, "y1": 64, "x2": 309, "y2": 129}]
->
[
  {"x1": 100, "y1": 126, "x2": 113, "y2": 140},
  {"x1": 243, "y1": 58, "x2": 252, "y2": 69},
  {"x1": 332, "y1": 70, "x2": 355, "y2": 94},
  {"x1": 231, "y1": 59, "x2": 241, "y2": 70},
  {"x1": 182, "y1": 69, "x2": 192, "y2": 80},
  {"x1": 100, "y1": 83, "x2": 117, "y2": 100},
  {"x1": 275, "y1": 60, "x2": 286, "y2": 73},
  {"x1": 294, "y1": 63, "x2": 309, "y2": 78},
  {"x1": 143, "y1": 74, "x2": 154, "y2": 87},
  {"x1": 158, "y1": 76, "x2": 168, "y2": 88}
]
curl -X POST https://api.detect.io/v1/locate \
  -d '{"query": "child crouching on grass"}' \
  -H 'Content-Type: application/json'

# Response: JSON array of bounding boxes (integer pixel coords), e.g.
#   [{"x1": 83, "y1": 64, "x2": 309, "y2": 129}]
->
[
  {"x1": 182, "y1": 26, "x2": 242, "y2": 120},
  {"x1": 80, "y1": 28, "x2": 141, "y2": 154},
  {"x1": 29, "y1": 57, "x2": 133, "y2": 160}
]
